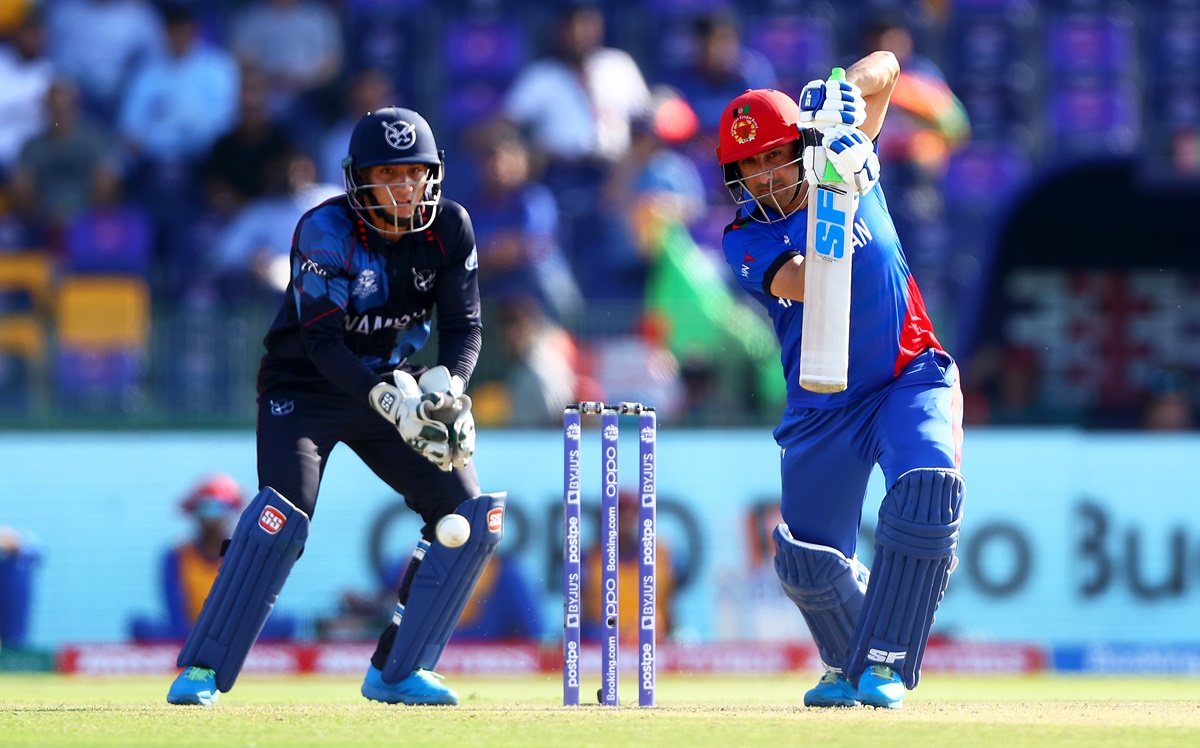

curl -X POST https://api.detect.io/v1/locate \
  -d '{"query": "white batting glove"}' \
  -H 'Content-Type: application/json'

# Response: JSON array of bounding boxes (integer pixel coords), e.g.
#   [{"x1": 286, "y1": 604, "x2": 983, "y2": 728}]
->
[
  {"x1": 804, "y1": 124, "x2": 880, "y2": 196},
  {"x1": 798, "y1": 76, "x2": 867, "y2": 128},
  {"x1": 369, "y1": 370, "x2": 453, "y2": 471},
  {"x1": 417, "y1": 366, "x2": 476, "y2": 470}
]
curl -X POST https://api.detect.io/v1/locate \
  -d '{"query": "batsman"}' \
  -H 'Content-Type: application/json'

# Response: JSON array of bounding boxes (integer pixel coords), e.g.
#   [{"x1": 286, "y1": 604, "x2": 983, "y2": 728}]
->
[
  {"x1": 716, "y1": 51, "x2": 965, "y2": 709},
  {"x1": 166, "y1": 107, "x2": 504, "y2": 707}
]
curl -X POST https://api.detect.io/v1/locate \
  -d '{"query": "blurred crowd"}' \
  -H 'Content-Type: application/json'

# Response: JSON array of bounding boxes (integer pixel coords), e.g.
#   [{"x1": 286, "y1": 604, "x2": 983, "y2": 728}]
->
[{"x1": 0, "y1": 0, "x2": 1195, "y2": 430}]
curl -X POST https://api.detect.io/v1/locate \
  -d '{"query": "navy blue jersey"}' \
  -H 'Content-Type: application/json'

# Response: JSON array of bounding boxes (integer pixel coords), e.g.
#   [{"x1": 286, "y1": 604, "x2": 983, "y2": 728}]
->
[{"x1": 259, "y1": 196, "x2": 482, "y2": 401}]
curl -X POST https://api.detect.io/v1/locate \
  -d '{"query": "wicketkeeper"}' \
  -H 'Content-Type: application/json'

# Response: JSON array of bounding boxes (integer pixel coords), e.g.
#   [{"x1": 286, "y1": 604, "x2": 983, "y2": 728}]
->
[{"x1": 167, "y1": 107, "x2": 503, "y2": 707}]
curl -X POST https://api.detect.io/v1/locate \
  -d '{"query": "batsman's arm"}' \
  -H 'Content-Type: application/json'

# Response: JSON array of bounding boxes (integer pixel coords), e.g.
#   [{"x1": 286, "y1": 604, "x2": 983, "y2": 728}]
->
[
  {"x1": 844, "y1": 51, "x2": 901, "y2": 142},
  {"x1": 768, "y1": 255, "x2": 807, "y2": 303}
]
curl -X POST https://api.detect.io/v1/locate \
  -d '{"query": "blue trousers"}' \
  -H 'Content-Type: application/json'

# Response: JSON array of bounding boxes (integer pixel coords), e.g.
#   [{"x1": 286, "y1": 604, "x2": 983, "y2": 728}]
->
[{"x1": 774, "y1": 348, "x2": 963, "y2": 558}]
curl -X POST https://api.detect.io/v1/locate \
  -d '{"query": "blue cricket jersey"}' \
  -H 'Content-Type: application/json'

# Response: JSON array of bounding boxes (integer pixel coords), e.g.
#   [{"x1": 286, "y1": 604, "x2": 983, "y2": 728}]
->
[{"x1": 722, "y1": 184, "x2": 941, "y2": 409}]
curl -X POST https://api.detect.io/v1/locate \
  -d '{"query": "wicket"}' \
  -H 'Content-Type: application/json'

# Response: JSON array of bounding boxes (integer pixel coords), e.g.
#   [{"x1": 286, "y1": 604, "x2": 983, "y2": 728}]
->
[{"x1": 562, "y1": 401, "x2": 657, "y2": 707}]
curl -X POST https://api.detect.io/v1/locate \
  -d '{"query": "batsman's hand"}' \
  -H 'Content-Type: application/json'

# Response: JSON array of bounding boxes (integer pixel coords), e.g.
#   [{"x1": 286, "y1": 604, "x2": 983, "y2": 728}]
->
[
  {"x1": 799, "y1": 76, "x2": 867, "y2": 128},
  {"x1": 804, "y1": 123, "x2": 880, "y2": 196},
  {"x1": 369, "y1": 371, "x2": 453, "y2": 471},
  {"x1": 417, "y1": 366, "x2": 476, "y2": 470}
]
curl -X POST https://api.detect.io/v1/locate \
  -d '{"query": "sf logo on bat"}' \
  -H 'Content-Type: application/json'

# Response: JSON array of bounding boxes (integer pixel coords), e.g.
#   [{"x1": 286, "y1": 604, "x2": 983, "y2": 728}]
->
[{"x1": 813, "y1": 184, "x2": 849, "y2": 260}]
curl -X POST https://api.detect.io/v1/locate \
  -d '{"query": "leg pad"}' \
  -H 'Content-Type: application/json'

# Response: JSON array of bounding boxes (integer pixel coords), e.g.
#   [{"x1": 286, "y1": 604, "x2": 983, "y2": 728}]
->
[
  {"x1": 177, "y1": 487, "x2": 308, "y2": 692},
  {"x1": 381, "y1": 493, "x2": 506, "y2": 682},
  {"x1": 773, "y1": 525, "x2": 868, "y2": 671},
  {"x1": 845, "y1": 468, "x2": 964, "y2": 688}
]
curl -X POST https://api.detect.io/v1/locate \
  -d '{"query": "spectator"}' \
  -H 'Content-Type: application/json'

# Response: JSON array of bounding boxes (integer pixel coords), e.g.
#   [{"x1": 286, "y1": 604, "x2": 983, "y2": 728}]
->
[
  {"x1": 129, "y1": 474, "x2": 297, "y2": 642},
  {"x1": 462, "y1": 120, "x2": 581, "y2": 322},
  {"x1": 502, "y1": 3, "x2": 650, "y2": 296},
  {"x1": 667, "y1": 11, "x2": 777, "y2": 136},
  {"x1": 9, "y1": 77, "x2": 122, "y2": 244},
  {"x1": 118, "y1": 3, "x2": 239, "y2": 167},
  {"x1": 227, "y1": 0, "x2": 343, "y2": 129},
  {"x1": 0, "y1": 8, "x2": 52, "y2": 180},
  {"x1": 0, "y1": 525, "x2": 41, "y2": 650},
  {"x1": 503, "y1": 3, "x2": 650, "y2": 166},
  {"x1": 496, "y1": 295, "x2": 583, "y2": 426},
  {"x1": 201, "y1": 68, "x2": 297, "y2": 220},
  {"x1": 119, "y1": 2, "x2": 240, "y2": 279},
  {"x1": 45, "y1": 0, "x2": 165, "y2": 121},
  {"x1": 1140, "y1": 369, "x2": 1196, "y2": 431},
  {"x1": 860, "y1": 16, "x2": 970, "y2": 332},
  {"x1": 598, "y1": 87, "x2": 705, "y2": 303},
  {"x1": 315, "y1": 68, "x2": 395, "y2": 186},
  {"x1": 211, "y1": 151, "x2": 342, "y2": 303}
]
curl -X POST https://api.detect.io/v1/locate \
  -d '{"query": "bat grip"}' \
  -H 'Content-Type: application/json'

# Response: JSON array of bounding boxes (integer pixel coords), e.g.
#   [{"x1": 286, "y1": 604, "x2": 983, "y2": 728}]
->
[{"x1": 821, "y1": 67, "x2": 847, "y2": 184}]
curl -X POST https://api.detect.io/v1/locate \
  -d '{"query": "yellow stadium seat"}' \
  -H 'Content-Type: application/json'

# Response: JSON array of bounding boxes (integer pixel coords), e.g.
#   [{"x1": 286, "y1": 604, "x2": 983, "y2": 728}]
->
[
  {"x1": 56, "y1": 275, "x2": 150, "y2": 350},
  {"x1": 0, "y1": 251, "x2": 54, "y2": 312},
  {"x1": 0, "y1": 314, "x2": 46, "y2": 361}
]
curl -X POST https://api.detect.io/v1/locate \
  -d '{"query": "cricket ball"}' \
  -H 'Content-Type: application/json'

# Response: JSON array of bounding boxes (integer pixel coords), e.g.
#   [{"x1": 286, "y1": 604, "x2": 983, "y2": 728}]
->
[{"x1": 436, "y1": 513, "x2": 471, "y2": 548}]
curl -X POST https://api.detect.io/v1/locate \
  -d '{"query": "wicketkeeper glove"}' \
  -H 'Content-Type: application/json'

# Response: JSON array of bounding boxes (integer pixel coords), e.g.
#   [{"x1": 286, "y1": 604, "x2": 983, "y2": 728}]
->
[
  {"x1": 803, "y1": 123, "x2": 880, "y2": 196},
  {"x1": 369, "y1": 370, "x2": 453, "y2": 471},
  {"x1": 798, "y1": 76, "x2": 867, "y2": 128},
  {"x1": 417, "y1": 366, "x2": 476, "y2": 470}
]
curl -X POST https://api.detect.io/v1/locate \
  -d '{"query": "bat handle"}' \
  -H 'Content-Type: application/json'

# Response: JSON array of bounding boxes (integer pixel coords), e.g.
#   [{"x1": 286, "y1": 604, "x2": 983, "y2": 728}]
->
[{"x1": 820, "y1": 67, "x2": 848, "y2": 184}]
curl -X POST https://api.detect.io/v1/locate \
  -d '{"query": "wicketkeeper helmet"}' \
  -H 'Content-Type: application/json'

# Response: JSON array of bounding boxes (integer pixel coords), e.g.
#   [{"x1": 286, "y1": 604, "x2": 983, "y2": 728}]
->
[{"x1": 343, "y1": 107, "x2": 445, "y2": 233}]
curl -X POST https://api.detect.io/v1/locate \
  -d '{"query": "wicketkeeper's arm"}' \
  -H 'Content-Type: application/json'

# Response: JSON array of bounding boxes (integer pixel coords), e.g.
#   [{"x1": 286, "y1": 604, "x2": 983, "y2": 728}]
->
[{"x1": 844, "y1": 51, "x2": 901, "y2": 141}]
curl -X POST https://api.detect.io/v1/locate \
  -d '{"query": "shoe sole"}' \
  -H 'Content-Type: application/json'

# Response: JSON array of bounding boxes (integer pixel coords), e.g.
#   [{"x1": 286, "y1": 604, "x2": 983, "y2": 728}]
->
[
  {"x1": 857, "y1": 694, "x2": 903, "y2": 709},
  {"x1": 166, "y1": 693, "x2": 217, "y2": 706},
  {"x1": 804, "y1": 697, "x2": 859, "y2": 708},
  {"x1": 361, "y1": 684, "x2": 458, "y2": 706}
]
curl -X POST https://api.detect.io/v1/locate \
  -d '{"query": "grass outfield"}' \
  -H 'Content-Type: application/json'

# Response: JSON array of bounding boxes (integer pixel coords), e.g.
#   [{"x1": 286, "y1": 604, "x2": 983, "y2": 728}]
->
[{"x1": 3, "y1": 673, "x2": 1200, "y2": 747}]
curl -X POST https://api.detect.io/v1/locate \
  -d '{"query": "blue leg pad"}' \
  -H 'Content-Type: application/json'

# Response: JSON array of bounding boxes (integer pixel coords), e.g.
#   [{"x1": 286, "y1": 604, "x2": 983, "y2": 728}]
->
[
  {"x1": 176, "y1": 487, "x2": 308, "y2": 692},
  {"x1": 773, "y1": 525, "x2": 868, "y2": 671},
  {"x1": 381, "y1": 493, "x2": 506, "y2": 683},
  {"x1": 845, "y1": 468, "x2": 964, "y2": 688}
]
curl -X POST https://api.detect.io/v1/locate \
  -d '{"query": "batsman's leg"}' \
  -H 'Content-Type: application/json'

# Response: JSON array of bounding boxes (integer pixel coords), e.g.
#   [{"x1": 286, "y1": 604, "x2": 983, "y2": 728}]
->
[
  {"x1": 168, "y1": 487, "x2": 309, "y2": 704},
  {"x1": 772, "y1": 525, "x2": 868, "y2": 707},
  {"x1": 362, "y1": 493, "x2": 506, "y2": 706},
  {"x1": 845, "y1": 468, "x2": 965, "y2": 708}
]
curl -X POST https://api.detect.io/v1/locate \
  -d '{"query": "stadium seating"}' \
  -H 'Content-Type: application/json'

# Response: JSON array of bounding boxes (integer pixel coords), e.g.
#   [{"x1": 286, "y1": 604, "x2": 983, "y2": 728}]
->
[
  {"x1": 54, "y1": 275, "x2": 150, "y2": 411},
  {"x1": 0, "y1": 251, "x2": 54, "y2": 412}
]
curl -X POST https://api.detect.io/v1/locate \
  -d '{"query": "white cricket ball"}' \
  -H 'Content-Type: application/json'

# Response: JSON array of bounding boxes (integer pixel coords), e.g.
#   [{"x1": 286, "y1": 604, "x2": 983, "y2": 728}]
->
[{"x1": 436, "y1": 514, "x2": 471, "y2": 548}]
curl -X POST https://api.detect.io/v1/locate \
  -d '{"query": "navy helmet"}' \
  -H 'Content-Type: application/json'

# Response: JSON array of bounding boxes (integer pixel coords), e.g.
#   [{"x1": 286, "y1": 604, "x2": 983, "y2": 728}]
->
[{"x1": 343, "y1": 107, "x2": 445, "y2": 233}]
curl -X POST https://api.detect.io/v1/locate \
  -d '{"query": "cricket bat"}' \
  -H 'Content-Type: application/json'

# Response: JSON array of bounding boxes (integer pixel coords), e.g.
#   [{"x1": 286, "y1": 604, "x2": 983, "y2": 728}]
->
[{"x1": 799, "y1": 68, "x2": 855, "y2": 394}]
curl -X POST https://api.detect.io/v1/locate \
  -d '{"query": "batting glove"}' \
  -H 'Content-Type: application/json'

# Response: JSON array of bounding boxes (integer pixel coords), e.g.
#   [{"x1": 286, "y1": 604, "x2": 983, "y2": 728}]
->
[
  {"x1": 798, "y1": 76, "x2": 867, "y2": 128},
  {"x1": 804, "y1": 124, "x2": 880, "y2": 196}
]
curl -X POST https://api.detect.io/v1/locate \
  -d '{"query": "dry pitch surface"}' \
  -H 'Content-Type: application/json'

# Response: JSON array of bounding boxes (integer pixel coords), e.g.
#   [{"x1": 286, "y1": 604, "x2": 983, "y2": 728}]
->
[{"x1": 3, "y1": 673, "x2": 1199, "y2": 747}]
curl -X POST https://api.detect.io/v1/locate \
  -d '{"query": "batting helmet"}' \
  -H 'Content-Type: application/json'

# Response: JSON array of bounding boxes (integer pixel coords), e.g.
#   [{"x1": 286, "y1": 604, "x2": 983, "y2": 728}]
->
[{"x1": 716, "y1": 89, "x2": 817, "y2": 223}]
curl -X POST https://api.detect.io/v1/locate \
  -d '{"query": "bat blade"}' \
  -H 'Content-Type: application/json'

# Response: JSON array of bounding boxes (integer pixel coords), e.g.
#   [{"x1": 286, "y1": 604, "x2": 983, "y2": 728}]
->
[{"x1": 799, "y1": 180, "x2": 854, "y2": 394}]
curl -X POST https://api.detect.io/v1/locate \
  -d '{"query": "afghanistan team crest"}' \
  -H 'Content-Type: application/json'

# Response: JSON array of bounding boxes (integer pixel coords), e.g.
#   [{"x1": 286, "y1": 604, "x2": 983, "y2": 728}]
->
[{"x1": 730, "y1": 104, "x2": 758, "y2": 144}]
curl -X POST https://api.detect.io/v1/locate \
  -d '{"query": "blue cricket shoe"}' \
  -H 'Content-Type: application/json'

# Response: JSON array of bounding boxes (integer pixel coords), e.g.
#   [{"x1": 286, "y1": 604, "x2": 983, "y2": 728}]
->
[
  {"x1": 361, "y1": 666, "x2": 459, "y2": 706},
  {"x1": 803, "y1": 668, "x2": 859, "y2": 707},
  {"x1": 167, "y1": 666, "x2": 219, "y2": 706},
  {"x1": 856, "y1": 664, "x2": 905, "y2": 709}
]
